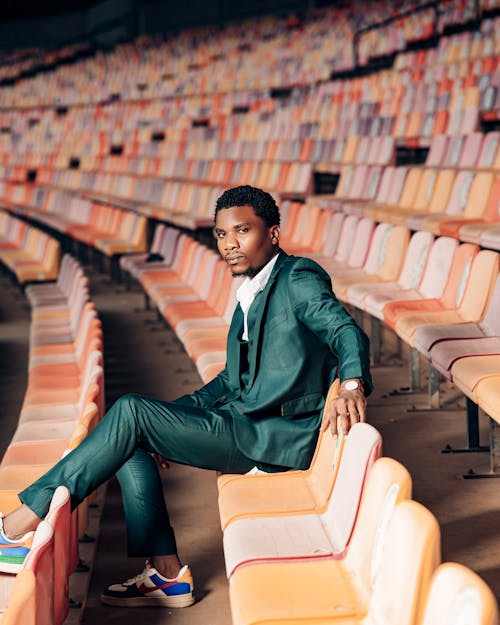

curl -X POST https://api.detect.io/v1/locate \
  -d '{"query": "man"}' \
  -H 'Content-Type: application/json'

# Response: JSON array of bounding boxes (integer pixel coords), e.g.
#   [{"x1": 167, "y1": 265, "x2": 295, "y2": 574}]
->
[{"x1": 0, "y1": 185, "x2": 372, "y2": 608}]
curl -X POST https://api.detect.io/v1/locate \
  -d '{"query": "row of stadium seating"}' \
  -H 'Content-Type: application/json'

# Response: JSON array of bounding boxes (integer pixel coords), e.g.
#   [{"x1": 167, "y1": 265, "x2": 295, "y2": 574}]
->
[
  {"x1": 0, "y1": 212, "x2": 59, "y2": 284},
  {"x1": 0, "y1": 18, "x2": 498, "y2": 160},
  {"x1": 216, "y1": 401, "x2": 498, "y2": 625},
  {"x1": 1, "y1": 2, "x2": 492, "y2": 108},
  {"x1": 1, "y1": 156, "x2": 499, "y2": 250},
  {"x1": 0, "y1": 255, "x2": 104, "y2": 624}
]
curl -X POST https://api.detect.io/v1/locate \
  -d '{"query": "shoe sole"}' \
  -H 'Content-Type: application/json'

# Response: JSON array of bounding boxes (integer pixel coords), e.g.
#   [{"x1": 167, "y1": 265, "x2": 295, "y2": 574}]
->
[
  {"x1": 100, "y1": 592, "x2": 195, "y2": 608},
  {"x1": 0, "y1": 561, "x2": 23, "y2": 574}
]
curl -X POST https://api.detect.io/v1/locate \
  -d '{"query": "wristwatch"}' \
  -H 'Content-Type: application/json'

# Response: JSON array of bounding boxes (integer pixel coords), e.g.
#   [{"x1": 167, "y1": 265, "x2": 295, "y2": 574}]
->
[{"x1": 341, "y1": 379, "x2": 362, "y2": 392}]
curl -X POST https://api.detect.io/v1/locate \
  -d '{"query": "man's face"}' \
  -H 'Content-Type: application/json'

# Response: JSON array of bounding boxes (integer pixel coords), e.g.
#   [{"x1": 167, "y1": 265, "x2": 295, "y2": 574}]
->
[{"x1": 214, "y1": 205, "x2": 279, "y2": 277}]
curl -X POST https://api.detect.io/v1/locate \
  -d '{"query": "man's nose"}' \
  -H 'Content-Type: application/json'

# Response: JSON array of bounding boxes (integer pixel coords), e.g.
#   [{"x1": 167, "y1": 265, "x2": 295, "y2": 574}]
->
[{"x1": 225, "y1": 232, "x2": 239, "y2": 249}]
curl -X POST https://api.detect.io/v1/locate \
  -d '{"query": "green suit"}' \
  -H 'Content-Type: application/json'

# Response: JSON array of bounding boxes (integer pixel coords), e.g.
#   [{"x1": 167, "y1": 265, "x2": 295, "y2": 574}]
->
[
  {"x1": 176, "y1": 250, "x2": 372, "y2": 469},
  {"x1": 19, "y1": 250, "x2": 372, "y2": 557}
]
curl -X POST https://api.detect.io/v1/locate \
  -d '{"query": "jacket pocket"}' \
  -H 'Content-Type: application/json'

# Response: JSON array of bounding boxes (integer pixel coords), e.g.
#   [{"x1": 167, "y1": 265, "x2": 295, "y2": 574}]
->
[{"x1": 281, "y1": 391, "x2": 324, "y2": 416}]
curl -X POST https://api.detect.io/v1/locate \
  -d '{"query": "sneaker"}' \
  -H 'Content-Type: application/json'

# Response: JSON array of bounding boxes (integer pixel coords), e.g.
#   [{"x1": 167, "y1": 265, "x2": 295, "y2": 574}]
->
[
  {"x1": 101, "y1": 561, "x2": 195, "y2": 608},
  {"x1": 0, "y1": 514, "x2": 34, "y2": 574}
]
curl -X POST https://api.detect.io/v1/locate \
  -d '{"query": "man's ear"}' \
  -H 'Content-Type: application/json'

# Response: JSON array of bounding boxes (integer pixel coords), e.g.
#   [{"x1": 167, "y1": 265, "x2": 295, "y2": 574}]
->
[{"x1": 270, "y1": 225, "x2": 280, "y2": 244}]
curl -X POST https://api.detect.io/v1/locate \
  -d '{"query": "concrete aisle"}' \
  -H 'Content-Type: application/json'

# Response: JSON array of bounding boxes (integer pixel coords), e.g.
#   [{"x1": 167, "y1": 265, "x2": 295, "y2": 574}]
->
[{"x1": 82, "y1": 271, "x2": 231, "y2": 625}]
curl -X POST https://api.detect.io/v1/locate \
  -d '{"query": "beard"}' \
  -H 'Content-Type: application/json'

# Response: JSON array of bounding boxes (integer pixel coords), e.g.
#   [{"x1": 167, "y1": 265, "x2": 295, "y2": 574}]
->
[{"x1": 230, "y1": 264, "x2": 265, "y2": 278}]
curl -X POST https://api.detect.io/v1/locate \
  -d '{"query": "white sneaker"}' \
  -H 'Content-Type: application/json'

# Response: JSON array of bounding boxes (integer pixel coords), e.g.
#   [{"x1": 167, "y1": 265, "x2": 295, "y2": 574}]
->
[{"x1": 101, "y1": 560, "x2": 195, "y2": 608}]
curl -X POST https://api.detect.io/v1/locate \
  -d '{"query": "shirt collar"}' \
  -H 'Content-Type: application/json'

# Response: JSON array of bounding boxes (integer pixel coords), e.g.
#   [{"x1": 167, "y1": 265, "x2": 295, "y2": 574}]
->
[{"x1": 236, "y1": 253, "x2": 279, "y2": 312}]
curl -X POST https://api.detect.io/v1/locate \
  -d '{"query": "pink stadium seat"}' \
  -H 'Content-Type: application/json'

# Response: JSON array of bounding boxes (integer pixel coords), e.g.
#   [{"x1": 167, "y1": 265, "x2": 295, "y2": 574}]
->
[{"x1": 222, "y1": 422, "x2": 381, "y2": 577}]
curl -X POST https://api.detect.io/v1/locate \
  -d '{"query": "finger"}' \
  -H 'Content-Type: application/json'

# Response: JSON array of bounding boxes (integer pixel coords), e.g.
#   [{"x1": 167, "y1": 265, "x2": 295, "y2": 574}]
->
[
  {"x1": 330, "y1": 411, "x2": 338, "y2": 436},
  {"x1": 357, "y1": 398, "x2": 367, "y2": 422},
  {"x1": 330, "y1": 399, "x2": 348, "y2": 435},
  {"x1": 346, "y1": 398, "x2": 361, "y2": 429},
  {"x1": 321, "y1": 412, "x2": 331, "y2": 433},
  {"x1": 336, "y1": 413, "x2": 349, "y2": 437}
]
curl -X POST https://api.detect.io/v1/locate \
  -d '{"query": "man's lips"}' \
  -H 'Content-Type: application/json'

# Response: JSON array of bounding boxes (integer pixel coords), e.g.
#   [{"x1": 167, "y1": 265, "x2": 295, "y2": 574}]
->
[{"x1": 225, "y1": 255, "x2": 245, "y2": 264}]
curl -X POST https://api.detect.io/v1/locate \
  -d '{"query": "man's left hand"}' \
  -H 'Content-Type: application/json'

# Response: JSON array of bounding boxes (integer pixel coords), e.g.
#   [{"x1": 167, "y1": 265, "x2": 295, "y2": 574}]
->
[{"x1": 322, "y1": 379, "x2": 367, "y2": 436}]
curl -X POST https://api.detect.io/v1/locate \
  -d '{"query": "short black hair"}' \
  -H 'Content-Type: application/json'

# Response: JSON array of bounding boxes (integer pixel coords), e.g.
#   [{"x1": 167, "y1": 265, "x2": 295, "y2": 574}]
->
[{"x1": 214, "y1": 185, "x2": 280, "y2": 227}]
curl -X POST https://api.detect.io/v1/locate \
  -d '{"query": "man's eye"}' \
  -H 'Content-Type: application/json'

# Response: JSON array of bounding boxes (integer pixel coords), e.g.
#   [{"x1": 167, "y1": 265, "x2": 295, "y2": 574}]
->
[
  {"x1": 216, "y1": 232, "x2": 226, "y2": 238},
  {"x1": 238, "y1": 228, "x2": 249, "y2": 234}
]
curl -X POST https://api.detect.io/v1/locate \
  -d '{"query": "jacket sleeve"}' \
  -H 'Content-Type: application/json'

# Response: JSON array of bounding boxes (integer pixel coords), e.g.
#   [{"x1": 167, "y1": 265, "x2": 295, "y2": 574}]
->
[
  {"x1": 287, "y1": 258, "x2": 373, "y2": 394},
  {"x1": 172, "y1": 365, "x2": 233, "y2": 408}
]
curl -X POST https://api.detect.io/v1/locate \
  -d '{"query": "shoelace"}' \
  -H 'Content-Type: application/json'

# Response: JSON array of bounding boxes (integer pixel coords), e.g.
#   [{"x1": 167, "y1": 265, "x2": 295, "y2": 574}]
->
[{"x1": 123, "y1": 568, "x2": 149, "y2": 586}]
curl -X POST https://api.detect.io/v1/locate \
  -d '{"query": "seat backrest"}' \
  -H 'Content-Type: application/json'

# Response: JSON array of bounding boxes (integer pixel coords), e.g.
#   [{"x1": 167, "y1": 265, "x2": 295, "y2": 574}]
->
[
  {"x1": 426, "y1": 169, "x2": 456, "y2": 214},
  {"x1": 462, "y1": 171, "x2": 495, "y2": 218},
  {"x1": 342, "y1": 136, "x2": 360, "y2": 164},
  {"x1": 220, "y1": 272, "x2": 244, "y2": 321},
  {"x1": 289, "y1": 204, "x2": 319, "y2": 247},
  {"x1": 482, "y1": 177, "x2": 500, "y2": 222},
  {"x1": 369, "y1": 136, "x2": 395, "y2": 166},
  {"x1": 368, "y1": 500, "x2": 441, "y2": 625},
  {"x1": 361, "y1": 222, "x2": 393, "y2": 274},
  {"x1": 129, "y1": 215, "x2": 148, "y2": 249},
  {"x1": 204, "y1": 260, "x2": 228, "y2": 310},
  {"x1": 45, "y1": 486, "x2": 72, "y2": 625},
  {"x1": 477, "y1": 131, "x2": 500, "y2": 169},
  {"x1": 177, "y1": 238, "x2": 202, "y2": 282},
  {"x1": 418, "y1": 237, "x2": 459, "y2": 298},
  {"x1": 321, "y1": 422, "x2": 382, "y2": 556},
  {"x1": 149, "y1": 224, "x2": 166, "y2": 254},
  {"x1": 440, "y1": 243, "x2": 479, "y2": 308},
  {"x1": 334, "y1": 166, "x2": 355, "y2": 199},
  {"x1": 333, "y1": 215, "x2": 360, "y2": 264},
  {"x1": 117, "y1": 211, "x2": 136, "y2": 239},
  {"x1": 413, "y1": 168, "x2": 439, "y2": 211},
  {"x1": 318, "y1": 211, "x2": 345, "y2": 258},
  {"x1": 22, "y1": 521, "x2": 55, "y2": 625},
  {"x1": 344, "y1": 457, "x2": 412, "y2": 594},
  {"x1": 371, "y1": 166, "x2": 396, "y2": 204},
  {"x1": 180, "y1": 242, "x2": 205, "y2": 285},
  {"x1": 191, "y1": 250, "x2": 220, "y2": 299},
  {"x1": 378, "y1": 225, "x2": 410, "y2": 281},
  {"x1": 346, "y1": 164, "x2": 370, "y2": 199},
  {"x1": 443, "y1": 135, "x2": 465, "y2": 167},
  {"x1": 458, "y1": 132, "x2": 484, "y2": 168},
  {"x1": 480, "y1": 274, "x2": 500, "y2": 336},
  {"x1": 167, "y1": 234, "x2": 191, "y2": 273},
  {"x1": 458, "y1": 250, "x2": 500, "y2": 320},
  {"x1": 306, "y1": 380, "x2": 344, "y2": 506},
  {"x1": 160, "y1": 227, "x2": 181, "y2": 266},
  {"x1": 22, "y1": 228, "x2": 42, "y2": 255},
  {"x1": 426, "y1": 135, "x2": 449, "y2": 167},
  {"x1": 397, "y1": 230, "x2": 435, "y2": 290},
  {"x1": 279, "y1": 201, "x2": 302, "y2": 240},
  {"x1": 346, "y1": 217, "x2": 376, "y2": 269},
  {"x1": 444, "y1": 170, "x2": 475, "y2": 217},
  {"x1": 384, "y1": 166, "x2": 409, "y2": 206},
  {"x1": 359, "y1": 165, "x2": 382, "y2": 201},
  {"x1": 419, "y1": 562, "x2": 499, "y2": 625},
  {"x1": 309, "y1": 209, "x2": 334, "y2": 253},
  {"x1": 397, "y1": 168, "x2": 423, "y2": 209}
]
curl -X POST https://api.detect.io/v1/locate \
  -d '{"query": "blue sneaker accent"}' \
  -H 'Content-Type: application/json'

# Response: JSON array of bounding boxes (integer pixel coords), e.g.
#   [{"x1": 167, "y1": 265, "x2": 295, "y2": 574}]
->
[{"x1": 0, "y1": 514, "x2": 33, "y2": 574}]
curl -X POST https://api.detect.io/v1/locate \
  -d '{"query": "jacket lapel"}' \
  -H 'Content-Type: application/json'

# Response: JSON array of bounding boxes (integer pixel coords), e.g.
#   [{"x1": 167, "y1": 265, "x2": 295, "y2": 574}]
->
[
  {"x1": 246, "y1": 250, "x2": 288, "y2": 388},
  {"x1": 227, "y1": 304, "x2": 244, "y2": 389}
]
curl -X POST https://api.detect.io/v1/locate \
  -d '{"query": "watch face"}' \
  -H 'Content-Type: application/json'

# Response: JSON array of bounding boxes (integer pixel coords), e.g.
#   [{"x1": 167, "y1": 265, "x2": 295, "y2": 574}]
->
[{"x1": 344, "y1": 380, "x2": 359, "y2": 391}]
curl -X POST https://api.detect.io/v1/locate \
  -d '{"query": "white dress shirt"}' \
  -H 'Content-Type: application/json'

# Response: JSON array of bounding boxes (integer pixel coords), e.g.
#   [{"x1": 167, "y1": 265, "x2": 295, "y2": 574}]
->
[{"x1": 236, "y1": 253, "x2": 279, "y2": 341}]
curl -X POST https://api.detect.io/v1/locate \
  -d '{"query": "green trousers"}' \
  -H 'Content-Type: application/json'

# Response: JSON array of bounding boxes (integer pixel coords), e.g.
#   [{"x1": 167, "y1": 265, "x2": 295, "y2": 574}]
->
[{"x1": 19, "y1": 393, "x2": 288, "y2": 557}]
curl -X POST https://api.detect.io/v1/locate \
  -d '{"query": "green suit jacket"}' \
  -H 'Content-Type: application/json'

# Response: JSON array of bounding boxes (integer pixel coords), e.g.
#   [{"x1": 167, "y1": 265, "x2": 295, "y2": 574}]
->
[{"x1": 176, "y1": 250, "x2": 372, "y2": 469}]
